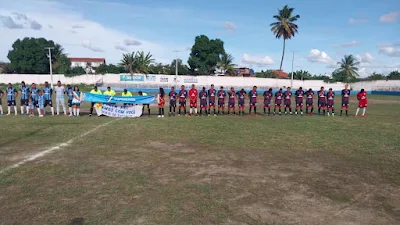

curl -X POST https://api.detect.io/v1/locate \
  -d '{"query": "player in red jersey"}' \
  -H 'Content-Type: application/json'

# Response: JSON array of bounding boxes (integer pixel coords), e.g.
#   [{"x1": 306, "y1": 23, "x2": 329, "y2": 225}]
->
[
  {"x1": 217, "y1": 86, "x2": 226, "y2": 115},
  {"x1": 227, "y1": 87, "x2": 236, "y2": 115},
  {"x1": 236, "y1": 88, "x2": 246, "y2": 116},
  {"x1": 326, "y1": 88, "x2": 335, "y2": 116},
  {"x1": 178, "y1": 85, "x2": 188, "y2": 116},
  {"x1": 199, "y1": 87, "x2": 208, "y2": 116},
  {"x1": 355, "y1": 89, "x2": 368, "y2": 117},
  {"x1": 305, "y1": 88, "x2": 314, "y2": 116},
  {"x1": 208, "y1": 84, "x2": 217, "y2": 116},
  {"x1": 295, "y1": 87, "x2": 305, "y2": 115},
  {"x1": 274, "y1": 88, "x2": 283, "y2": 115},
  {"x1": 248, "y1": 86, "x2": 258, "y2": 116},
  {"x1": 263, "y1": 88, "x2": 273, "y2": 116},
  {"x1": 189, "y1": 84, "x2": 198, "y2": 116},
  {"x1": 340, "y1": 84, "x2": 350, "y2": 116},
  {"x1": 283, "y1": 87, "x2": 292, "y2": 115},
  {"x1": 157, "y1": 87, "x2": 165, "y2": 118},
  {"x1": 318, "y1": 86, "x2": 327, "y2": 116}
]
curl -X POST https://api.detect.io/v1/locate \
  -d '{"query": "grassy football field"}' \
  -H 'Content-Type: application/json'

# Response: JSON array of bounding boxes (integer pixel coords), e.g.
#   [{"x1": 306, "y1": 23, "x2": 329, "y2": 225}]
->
[{"x1": 0, "y1": 94, "x2": 400, "y2": 225}]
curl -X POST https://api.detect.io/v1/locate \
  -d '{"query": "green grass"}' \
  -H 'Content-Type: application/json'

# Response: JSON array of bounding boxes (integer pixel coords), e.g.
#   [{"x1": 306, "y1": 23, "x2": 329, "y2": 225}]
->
[{"x1": 0, "y1": 95, "x2": 400, "y2": 225}]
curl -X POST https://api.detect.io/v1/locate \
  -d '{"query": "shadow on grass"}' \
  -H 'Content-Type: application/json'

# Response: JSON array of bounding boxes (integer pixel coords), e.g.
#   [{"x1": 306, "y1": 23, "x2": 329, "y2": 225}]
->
[{"x1": 69, "y1": 217, "x2": 85, "y2": 225}]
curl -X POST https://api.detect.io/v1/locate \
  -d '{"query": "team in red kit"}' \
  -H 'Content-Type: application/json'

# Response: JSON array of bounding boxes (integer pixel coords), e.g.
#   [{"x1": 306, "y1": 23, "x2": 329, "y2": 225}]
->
[{"x1": 154, "y1": 84, "x2": 368, "y2": 117}]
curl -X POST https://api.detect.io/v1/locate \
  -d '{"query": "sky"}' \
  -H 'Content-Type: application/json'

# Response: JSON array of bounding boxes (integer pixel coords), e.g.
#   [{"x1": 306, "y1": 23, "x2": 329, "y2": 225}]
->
[{"x1": 0, "y1": 0, "x2": 399, "y2": 77}]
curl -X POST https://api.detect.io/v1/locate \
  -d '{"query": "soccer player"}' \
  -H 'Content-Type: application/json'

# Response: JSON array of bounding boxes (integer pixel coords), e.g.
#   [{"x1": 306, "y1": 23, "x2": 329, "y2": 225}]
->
[
  {"x1": 38, "y1": 90, "x2": 45, "y2": 117},
  {"x1": 317, "y1": 86, "x2": 327, "y2": 115},
  {"x1": 326, "y1": 88, "x2": 335, "y2": 116},
  {"x1": 248, "y1": 86, "x2": 258, "y2": 116},
  {"x1": 283, "y1": 87, "x2": 292, "y2": 115},
  {"x1": 6, "y1": 83, "x2": 18, "y2": 115},
  {"x1": 55, "y1": 81, "x2": 67, "y2": 116},
  {"x1": 66, "y1": 84, "x2": 74, "y2": 116},
  {"x1": 72, "y1": 85, "x2": 81, "y2": 117},
  {"x1": 43, "y1": 81, "x2": 54, "y2": 116},
  {"x1": 30, "y1": 83, "x2": 40, "y2": 115},
  {"x1": 306, "y1": 88, "x2": 314, "y2": 116},
  {"x1": 217, "y1": 86, "x2": 226, "y2": 115},
  {"x1": 0, "y1": 89, "x2": 3, "y2": 115},
  {"x1": 169, "y1": 87, "x2": 177, "y2": 116},
  {"x1": 208, "y1": 84, "x2": 217, "y2": 116},
  {"x1": 20, "y1": 81, "x2": 30, "y2": 115},
  {"x1": 199, "y1": 87, "x2": 208, "y2": 116},
  {"x1": 157, "y1": 87, "x2": 165, "y2": 118},
  {"x1": 355, "y1": 89, "x2": 368, "y2": 117},
  {"x1": 178, "y1": 85, "x2": 188, "y2": 116},
  {"x1": 340, "y1": 84, "x2": 350, "y2": 116},
  {"x1": 274, "y1": 88, "x2": 283, "y2": 115},
  {"x1": 189, "y1": 84, "x2": 198, "y2": 116},
  {"x1": 263, "y1": 88, "x2": 273, "y2": 116},
  {"x1": 121, "y1": 88, "x2": 132, "y2": 106},
  {"x1": 227, "y1": 87, "x2": 236, "y2": 115},
  {"x1": 295, "y1": 87, "x2": 305, "y2": 115},
  {"x1": 237, "y1": 88, "x2": 246, "y2": 116}
]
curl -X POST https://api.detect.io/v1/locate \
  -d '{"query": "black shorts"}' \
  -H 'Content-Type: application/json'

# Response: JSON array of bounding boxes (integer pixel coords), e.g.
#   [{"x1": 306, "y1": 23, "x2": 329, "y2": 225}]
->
[
  {"x1": 218, "y1": 102, "x2": 225, "y2": 107},
  {"x1": 170, "y1": 101, "x2": 176, "y2": 107},
  {"x1": 8, "y1": 100, "x2": 16, "y2": 106},
  {"x1": 306, "y1": 103, "x2": 314, "y2": 107},
  {"x1": 179, "y1": 101, "x2": 186, "y2": 108},
  {"x1": 284, "y1": 103, "x2": 291, "y2": 107},
  {"x1": 249, "y1": 102, "x2": 257, "y2": 107},
  {"x1": 44, "y1": 100, "x2": 52, "y2": 107},
  {"x1": 33, "y1": 101, "x2": 39, "y2": 108},
  {"x1": 228, "y1": 102, "x2": 235, "y2": 108},
  {"x1": 68, "y1": 99, "x2": 72, "y2": 107},
  {"x1": 296, "y1": 102, "x2": 303, "y2": 107},
  {"x1": 21, "y1": 98, "x2": 29, "y2": 106},
  {"x1": 318, "y1": 102, "x2": 326, "y2": 108}
]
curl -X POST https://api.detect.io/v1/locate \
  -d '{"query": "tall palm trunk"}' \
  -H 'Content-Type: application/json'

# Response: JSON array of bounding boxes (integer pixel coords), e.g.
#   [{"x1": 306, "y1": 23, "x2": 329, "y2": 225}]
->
[{"x1": 279, "y1": 38, "x2": 286, "y2": 71}]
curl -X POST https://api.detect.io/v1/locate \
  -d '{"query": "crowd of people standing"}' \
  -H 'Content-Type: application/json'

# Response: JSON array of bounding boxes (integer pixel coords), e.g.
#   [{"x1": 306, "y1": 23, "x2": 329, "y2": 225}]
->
[{"x1": 0, "y1": 81, "x2": 368, "y2": 118}]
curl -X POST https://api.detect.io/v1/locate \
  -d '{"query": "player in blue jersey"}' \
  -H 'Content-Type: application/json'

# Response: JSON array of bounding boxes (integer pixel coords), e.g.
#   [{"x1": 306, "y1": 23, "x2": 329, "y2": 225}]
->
[
  {"x1": 43, "y1": 81, "x2": 54, "y2": 116},
  {"x1": 28, "y1": 97, "x2": 35, "y2": 117},
  {"x1": 66, "y1": 84, "x2": 74, "y2": 116},
  {"x1": 0, "y1": 89, "x2": 3, "y2": 115},
  {"x1": 29, "y1": 83, "x2": 40, "y2": 115},
  {"x1": 20, "y1": 81, "x2": 30, "y2": 115},
  {"x1": 6, "y1": 83, "x2": 18, "y2": 115},
  {"x1": 38, "y1": 90, "x2": 45, "y2": 117}
]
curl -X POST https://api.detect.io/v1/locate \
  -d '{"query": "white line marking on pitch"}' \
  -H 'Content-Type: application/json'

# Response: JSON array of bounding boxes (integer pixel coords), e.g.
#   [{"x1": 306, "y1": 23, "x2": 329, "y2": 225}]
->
[{"x1": 0, "y1": 118, "x2": 122, "y2": 175}]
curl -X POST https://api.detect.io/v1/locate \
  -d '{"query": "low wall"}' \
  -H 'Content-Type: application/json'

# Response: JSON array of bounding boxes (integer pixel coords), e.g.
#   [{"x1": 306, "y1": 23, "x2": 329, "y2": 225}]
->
[{"x1": 1, "y1": 73, "x2": 400, "y2": 92}]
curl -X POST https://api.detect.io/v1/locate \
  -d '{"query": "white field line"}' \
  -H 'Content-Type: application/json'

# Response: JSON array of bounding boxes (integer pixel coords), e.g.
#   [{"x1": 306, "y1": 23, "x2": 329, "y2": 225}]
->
[{"x1": 0, "y1": 118, "x2": 122, "y2": 175}]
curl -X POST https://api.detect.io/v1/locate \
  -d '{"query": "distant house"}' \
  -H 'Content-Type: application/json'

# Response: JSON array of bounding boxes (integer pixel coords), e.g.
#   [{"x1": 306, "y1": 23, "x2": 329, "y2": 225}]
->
[
  {"x1": 271, "y1": 70, "x2": 289, "y2": 79},
  {"x1": 225, "y1": 67, "x2": 255, "y2": 77},
  {"x1": 68, "y1": 58, "x2": 106, "y2": 68}
]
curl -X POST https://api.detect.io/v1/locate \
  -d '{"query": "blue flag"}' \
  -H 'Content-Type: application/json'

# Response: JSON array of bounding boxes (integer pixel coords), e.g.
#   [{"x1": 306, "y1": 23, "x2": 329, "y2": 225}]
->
[{"x1": 83, "y1": 93, "x2": 155, "y2": 104}]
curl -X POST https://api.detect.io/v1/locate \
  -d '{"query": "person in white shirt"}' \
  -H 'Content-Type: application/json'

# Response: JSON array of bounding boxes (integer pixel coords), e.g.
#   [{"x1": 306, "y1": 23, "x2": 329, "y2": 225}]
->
[{"x1": 54, "y1": 81, "x2": 67, "y2": 116}]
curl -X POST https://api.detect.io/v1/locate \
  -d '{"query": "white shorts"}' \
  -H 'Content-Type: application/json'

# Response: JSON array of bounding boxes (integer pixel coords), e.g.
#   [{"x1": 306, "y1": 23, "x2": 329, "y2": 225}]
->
[
  {"x1": 72, "y1": 99, "x2": 81, "y2": 105},
  {"x1": 56, "y1": 98, "x2": 65, "y2": 105}
]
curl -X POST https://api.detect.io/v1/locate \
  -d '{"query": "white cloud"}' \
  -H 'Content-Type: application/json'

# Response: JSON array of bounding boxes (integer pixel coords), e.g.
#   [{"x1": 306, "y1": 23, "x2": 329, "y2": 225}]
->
[
  {"x1": 307, "y1": 49, "x2": 336, "y2": 67},
  {"x1": 115, "y1": 44, "x2": 129, "y2": 52},
  {"x1": 0, "y1": 12, "x2": 42, "y2": 30},
  {"x1": 224, "y1": 21, "x2": 237, "y2": 32},
  {"x1": 81, "y1": 40, "x2": 104, "y2": 52},
  {"x1": 124, "y1": 38, "x2": 142, "y2": 46},
  {"x1": 349, "y1": 18, "x2": 368, "y2": 24},
  {"x1": 0, "y1": 0, "x2": 183, "y2": 64},
  {"x1": 72, "y1": 24, "x2": 85, "y2": 29},
  {"x1": 334, "y1": 40, "x2": 360, "y2": 48},
  {"x1": 379, "y1": 46, "x2": 400, "y2": 57},
  {"x1": 355, "y1": 52, "x2": 373, "y2": 63},
  {"x1": 380, "y1": 11, "x2": 400, "y2": 23},
  {"x1": 241, "y1": 53, "x2": 274, "y2": 66}
]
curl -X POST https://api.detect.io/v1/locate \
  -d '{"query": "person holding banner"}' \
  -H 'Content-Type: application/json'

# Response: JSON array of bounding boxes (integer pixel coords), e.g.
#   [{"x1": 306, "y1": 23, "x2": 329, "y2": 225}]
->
[
  {"x1": 138, "y1": 91, "x2": 151, "y2": 117},
  {"x1": 157, "y1": 88, "x2": 165, "y2": 118},
  {"x1": 72, "y1": 86, "x2": 81, "y2": 117},
  {"x1": 89, "y1": 86, "x2": 102, "y2": 116}
]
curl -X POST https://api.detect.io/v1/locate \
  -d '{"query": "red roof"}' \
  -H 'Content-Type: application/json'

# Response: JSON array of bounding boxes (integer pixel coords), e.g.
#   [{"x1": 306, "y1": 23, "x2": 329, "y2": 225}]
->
[
  {"x1": 68, "y1": 57, "x2": 106, "y2": 62},
  {"x1": 272, "y1": 70, "x2": 289, "y2": 79}
]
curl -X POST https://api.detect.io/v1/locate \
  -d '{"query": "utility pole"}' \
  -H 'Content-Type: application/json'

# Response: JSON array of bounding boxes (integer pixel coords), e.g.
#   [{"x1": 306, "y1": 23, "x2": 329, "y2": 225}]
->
[
  {"x1": 291, "y1": 51, "x2": 295, "y2": 88},
  {"x1": 45, "y1": 47, "x2": 54, "y2": 89}
]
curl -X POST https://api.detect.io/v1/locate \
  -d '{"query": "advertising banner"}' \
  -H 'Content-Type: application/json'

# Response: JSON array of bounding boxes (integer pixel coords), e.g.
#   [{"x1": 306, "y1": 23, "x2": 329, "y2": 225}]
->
[
  {"x1": 83, "y1": 93, "x2": 155, "y2": 104},
  {"x1": 95, "y1": 104, "x2": 143, "y2": 117},
  {"x1": 120, "y1": 74, "x2": 145, "y2": 82}
]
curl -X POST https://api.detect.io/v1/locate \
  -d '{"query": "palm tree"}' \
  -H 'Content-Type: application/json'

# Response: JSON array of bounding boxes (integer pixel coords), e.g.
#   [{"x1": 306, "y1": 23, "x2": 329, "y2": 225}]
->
[
  {"x1": 119, "y1": 52, "x2": 136, "y2": 74},
  {"x1": 217, "y1": 53, "x2": 236, "y2": 74},
  {"x1": 134, "y1": 51, "x2": 154, "y2": 74},
  {"x1": 335, "y1": 55, "x2": 360, "y2": 82},
  {"x1": 270, "y1": 5, "x2": 300, "y2": 71}
]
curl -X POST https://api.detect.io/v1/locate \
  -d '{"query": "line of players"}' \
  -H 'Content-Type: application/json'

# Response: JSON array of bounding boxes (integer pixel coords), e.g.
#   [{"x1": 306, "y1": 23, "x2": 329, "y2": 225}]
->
[
  {"x1": 160, "y1": 84, "x2": 366, "y2": 117},
  {"x1": 0, "y1": 81, "x2": 80, "y2": 116}
]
